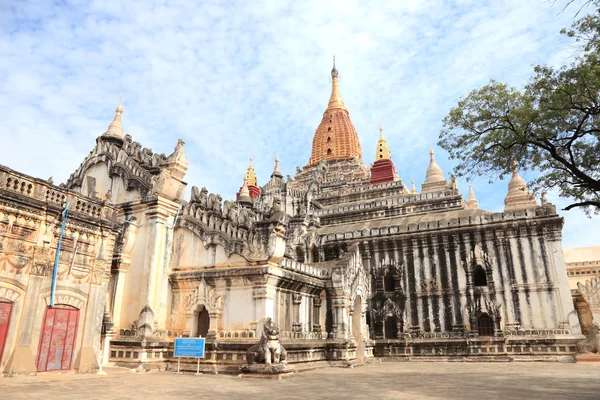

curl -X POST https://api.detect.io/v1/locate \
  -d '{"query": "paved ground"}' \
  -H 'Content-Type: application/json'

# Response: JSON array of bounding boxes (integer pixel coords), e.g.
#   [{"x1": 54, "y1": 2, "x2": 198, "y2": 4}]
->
[{"x1": 1, "y1": 361, "x2": 600, "y2": 399}]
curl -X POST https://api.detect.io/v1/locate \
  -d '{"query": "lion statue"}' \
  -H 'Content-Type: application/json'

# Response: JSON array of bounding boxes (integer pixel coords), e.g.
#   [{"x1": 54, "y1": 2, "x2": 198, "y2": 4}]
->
[
  {"x1": 577, "y1": 323, "x2": 600, "y2": 354},
  {"x1": 246, "y1": 318, "x2": 287, "y2": 364}
]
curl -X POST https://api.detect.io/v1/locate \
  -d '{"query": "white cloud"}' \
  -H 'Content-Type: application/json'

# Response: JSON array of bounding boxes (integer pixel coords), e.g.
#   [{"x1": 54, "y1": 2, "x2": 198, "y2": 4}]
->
[{"x1": 0, "y1": 0, "x2": 597, "y2": 248}]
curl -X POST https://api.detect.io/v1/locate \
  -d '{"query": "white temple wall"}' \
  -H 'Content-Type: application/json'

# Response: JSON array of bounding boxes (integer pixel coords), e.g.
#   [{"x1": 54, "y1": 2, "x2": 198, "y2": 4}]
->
[{"x1": 219, "y1": 286, "x2": 254, "y2": 331}]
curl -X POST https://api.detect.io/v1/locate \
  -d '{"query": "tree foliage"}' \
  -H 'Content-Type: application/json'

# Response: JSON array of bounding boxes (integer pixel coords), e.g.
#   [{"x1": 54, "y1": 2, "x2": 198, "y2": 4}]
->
[{"x1": 439, "y1": 1, "x2": 600, "y2": 213}]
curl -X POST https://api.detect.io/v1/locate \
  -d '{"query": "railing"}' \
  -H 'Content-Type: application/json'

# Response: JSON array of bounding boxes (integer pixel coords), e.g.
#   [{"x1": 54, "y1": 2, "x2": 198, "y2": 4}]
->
[
  {"x1": 279, "y1": 258, "x2": 331, "y2": 278},
  {"x1": 0, "y1": 166, "x2": 116, "y2": 221}
]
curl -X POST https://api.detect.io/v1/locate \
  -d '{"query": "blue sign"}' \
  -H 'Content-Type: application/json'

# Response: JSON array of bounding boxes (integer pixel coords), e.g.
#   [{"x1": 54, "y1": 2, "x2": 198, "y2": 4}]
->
[{"x1": 174, "y1": 338, "x2": 206, "y2": 358}]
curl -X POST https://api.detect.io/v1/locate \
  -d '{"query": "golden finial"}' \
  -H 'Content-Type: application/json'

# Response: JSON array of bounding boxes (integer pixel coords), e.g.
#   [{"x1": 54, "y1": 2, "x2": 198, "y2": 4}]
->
[
  {"x1": 411, "y1": 179, "x2": 417, "y2": 194},
  {"x1": 375, "y1": 123, "x2": 391, "y2": 160},
  {"x1": 326, "y1": 56, "x2": 346, "y2": 112},
  {"x1": 512, "y1": 160, "x2": 517, "y2": 172},
  {"x1": 245, "y1": 157, "x2": 258, "y2": 186}
]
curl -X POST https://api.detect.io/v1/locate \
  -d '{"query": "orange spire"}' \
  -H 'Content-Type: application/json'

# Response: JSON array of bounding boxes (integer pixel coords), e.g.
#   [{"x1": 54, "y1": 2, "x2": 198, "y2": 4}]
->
[
  {"x1": 326, "y1": 56, "x2": 347, "y2": 113},
  {"x1": 309, "y1": 58, "x2": 363, "y2": 165}
]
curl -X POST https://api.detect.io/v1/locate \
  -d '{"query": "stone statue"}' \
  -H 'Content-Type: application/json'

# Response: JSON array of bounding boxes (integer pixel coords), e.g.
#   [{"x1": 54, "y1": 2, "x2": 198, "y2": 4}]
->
[
  {"x1": 269, "y1": 198, "x2": 286, "y2": 223},
  {"x1": 246, "y1": 318, "x2": 287, "y2": 364},
  {"x1": 577, "y1": 323, "x2": 600, "y2": 354}
]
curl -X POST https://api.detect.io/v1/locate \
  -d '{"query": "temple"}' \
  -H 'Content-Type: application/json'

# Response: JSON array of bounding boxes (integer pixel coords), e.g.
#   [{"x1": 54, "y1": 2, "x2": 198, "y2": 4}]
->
[{"x1": 1, "y1": 60, "x2": 596, "y2": 376}]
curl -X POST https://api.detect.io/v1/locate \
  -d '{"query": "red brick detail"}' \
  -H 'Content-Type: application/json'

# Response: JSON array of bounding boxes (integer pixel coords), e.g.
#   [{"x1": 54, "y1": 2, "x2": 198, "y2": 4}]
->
[
  {"x1": 248, "y1": 185, "x2": 261, "y2": 199},
  {"x1": 370, "y1": 159, "x2": 396, "y2": 184},
  {"x1": 236, "y1": 185, "x2": 261, "y2": 200}
]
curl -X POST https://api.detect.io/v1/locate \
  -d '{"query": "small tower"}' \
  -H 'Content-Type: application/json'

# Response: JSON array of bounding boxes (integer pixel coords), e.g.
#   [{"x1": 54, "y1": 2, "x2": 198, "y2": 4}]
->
[
  {"x1": 272, "y1": 156, "x2": 283, "y2": 179},
  {"x1": 237, "y1": 177, "x2": 252, "y2": 205},
  {"x1": 504, "y1": 161, "x2": 537, "y2": 211},
  {"x1": 411, "y1": 179, "x2": 417, "y2": 194},
  {"x1": 467, "y1": 184, "x2": 479, "y2": 209},
  {"x1": 240, "y1": 157, "x2": 261, "y2": 199},
  {"x1": 100, "y1": 97, "x2": 125, "y2": 144},
  {"x1": 370, "y1": 124, "x2": 397, "y2": 184},
  {"x1": 421, "y1": 146, "x2": 448, "y2": 193}
]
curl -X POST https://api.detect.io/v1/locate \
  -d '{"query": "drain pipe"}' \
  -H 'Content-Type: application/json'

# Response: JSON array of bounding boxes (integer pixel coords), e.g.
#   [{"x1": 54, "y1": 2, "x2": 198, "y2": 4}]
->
[{"x1": 50, "y1": 201, "x2": 70, "y2": 308}]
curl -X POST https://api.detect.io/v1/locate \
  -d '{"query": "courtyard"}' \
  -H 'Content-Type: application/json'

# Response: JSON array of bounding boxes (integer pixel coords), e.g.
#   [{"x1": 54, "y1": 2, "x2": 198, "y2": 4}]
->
[{"x1": 1, "y1": 361, "x2": 599, "y2": 400}]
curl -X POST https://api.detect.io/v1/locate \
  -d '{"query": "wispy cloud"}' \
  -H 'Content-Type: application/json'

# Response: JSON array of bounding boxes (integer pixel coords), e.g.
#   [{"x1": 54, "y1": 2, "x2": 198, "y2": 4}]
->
[{"x1": 0, "y1": 0, "x2": 596, "y2": 248}]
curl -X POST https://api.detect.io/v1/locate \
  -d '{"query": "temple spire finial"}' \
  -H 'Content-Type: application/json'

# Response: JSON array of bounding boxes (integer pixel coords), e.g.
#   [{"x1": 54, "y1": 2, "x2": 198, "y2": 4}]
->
[
  {"x1": 272, "y1": 154, "x2": 282, "y2": 178},
  {"x1": 245, "y1": 157, "x2": 258, "y2": 186},
  {"x1": 327, "y1": 57, "x2": 345, "y2": 112},
  {"x1": 101, "y1": 96, "x2": 125, "y2": 142},
  {"x1": 331, "y1": 55, "x2": 337, "y2": 77},
  {"x1": 468, "y1": 184, "x2": 479, "y2": 209},
  {"x1": 379, "y1": 123, "x2": 384, "y2": 139}
]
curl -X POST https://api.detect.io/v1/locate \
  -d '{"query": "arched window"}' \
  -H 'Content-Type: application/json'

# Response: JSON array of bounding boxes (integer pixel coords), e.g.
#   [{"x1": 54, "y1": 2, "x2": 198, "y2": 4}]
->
[
  {"x1": 384, "y1": 271, "x2": 395, "y2": 292},
  {"x1": 384, "y1": 317, "x2": 398, "y2": 339},
  {"x1": 477, "y1": 313, "x2": 494, "y2": 336},
  {"x1": 311, "y1": 245, "x2": 319, "y2": 263},
  {"x1": 473, "y1": 265, "x2": 487, "y2": 287},
  {"x1": 327, "y1": 136, "x2": 332, "y2": 142},
  {"x1": 296, "y1": 246, "x2": 305, "y2": 263},
  {"x1": 327, "y1": 148, "x2": 332, "y2": 155}
]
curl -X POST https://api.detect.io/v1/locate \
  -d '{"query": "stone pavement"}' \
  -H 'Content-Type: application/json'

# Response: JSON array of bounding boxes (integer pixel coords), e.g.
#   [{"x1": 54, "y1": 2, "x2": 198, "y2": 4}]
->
[{"x1": 1, "y1": 361, "x2": 600, "y2": 400}]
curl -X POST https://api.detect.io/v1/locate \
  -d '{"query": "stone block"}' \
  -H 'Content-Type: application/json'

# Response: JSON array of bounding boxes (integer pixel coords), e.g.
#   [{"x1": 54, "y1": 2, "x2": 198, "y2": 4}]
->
[{"x1": 3, "y1": 346, "x2": 37, "y2": 376}]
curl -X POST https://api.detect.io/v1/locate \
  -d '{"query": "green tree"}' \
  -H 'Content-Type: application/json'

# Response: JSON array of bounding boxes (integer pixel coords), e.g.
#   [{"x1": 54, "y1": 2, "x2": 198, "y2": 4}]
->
[{"x1": 439, "y1": 1, "x2": 600, "y2": 213}]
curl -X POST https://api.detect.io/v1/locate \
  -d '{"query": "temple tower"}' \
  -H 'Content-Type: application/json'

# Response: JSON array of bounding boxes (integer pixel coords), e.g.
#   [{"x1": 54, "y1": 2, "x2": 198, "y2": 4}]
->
[{"x1": 309, "y1": 57, "x2": 363, "y2": 165}]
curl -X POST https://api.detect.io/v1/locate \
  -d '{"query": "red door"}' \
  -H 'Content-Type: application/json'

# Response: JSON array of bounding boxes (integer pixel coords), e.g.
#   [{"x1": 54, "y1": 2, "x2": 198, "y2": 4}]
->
[
  {"x1": 0, "y1": 301, "x2": 13, "y2": 365},
  {"x1": 37, "y1": 306, "x2": 79, "y2": 371}
]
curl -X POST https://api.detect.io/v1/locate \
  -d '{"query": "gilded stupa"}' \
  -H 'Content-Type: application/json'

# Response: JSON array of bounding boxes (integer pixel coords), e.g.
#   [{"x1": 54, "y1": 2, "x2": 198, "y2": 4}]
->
[{"x1": 309, "y1": 57, "x2": 363, "y2": 165}]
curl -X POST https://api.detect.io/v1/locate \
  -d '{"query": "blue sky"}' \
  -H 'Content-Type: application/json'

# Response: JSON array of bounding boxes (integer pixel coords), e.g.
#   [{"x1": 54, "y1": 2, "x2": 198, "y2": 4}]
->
[{"x1": 0, "y1": 0, "x2": 597, "y2": 248}]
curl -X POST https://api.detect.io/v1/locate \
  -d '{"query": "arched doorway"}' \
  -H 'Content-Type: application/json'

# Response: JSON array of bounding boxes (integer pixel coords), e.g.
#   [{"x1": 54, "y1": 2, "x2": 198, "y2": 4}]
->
[
  {"x1": 352, "y1": 296, "x2": 365, "y2": 362},
  {"x1": 37, "y1": 305, "x2": 80, "y2": 371},
  {"x1": 197, "y1": 307, "x2": 210, "y2": 337},
  {"x1": 0, "y1": 300, "x2": 13, "y2": 365},
  {"x1": 384, "y1": 317, "x2": 398, "y2": 339},
  {"x1": 477, "y1": 313, "x2": 494, "y2": 336}
]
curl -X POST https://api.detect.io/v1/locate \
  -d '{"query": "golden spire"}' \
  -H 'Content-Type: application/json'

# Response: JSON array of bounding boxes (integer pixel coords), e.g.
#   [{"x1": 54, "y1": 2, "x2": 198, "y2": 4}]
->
[
  {"x1": 326, "y1": 55, "x2": 347, "y2": 113},
  {"x1": 244, "y1": 157, "x2": 258, "y2": 186},
  {"x1": 411, "y1": 179, "x2": 417, "y2": 194},
  {"x1": 376, "y1": 123, "x2": 391, "y2": 160},
  {"x1": 102, "y1": 96, "x2": 124, "y2": 140}
]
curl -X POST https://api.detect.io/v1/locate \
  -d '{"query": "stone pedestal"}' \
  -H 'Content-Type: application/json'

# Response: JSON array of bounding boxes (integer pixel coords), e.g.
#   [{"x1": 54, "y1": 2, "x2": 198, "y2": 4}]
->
[
  {"x1": 238, "y1": 363, "x2": 295, "y2": 379},
  {"x1": 101, "y1": 333, "x2": 114, "y2": 366}
]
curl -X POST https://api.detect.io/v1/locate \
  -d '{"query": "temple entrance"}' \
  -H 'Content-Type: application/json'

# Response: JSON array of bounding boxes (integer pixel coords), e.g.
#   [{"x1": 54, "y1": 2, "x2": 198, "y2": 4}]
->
[
  {"x1": 384, "y1": 317, "x2": 398, "y2": 339},
  {"x1": 197, "y1": 307, "x2": 210, "y2": 337},
  {"x1": 352, "y1": 296, "x2": 365, "y2": 362},
  {"x1": 37, "y1": 305, "x2": 80, "y2": 371},
  {"x1": 477, "y1": 313, "x2": 494, "y2": 336},
  {"x1": 0, "y1": 300, "x2": 13, "y2": 365}
]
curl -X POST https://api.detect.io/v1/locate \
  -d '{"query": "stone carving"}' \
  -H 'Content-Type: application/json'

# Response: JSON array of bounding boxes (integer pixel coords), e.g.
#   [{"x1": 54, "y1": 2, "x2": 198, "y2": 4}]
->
[
  {"x1": 577, "y1": 324, "x2": 600, "y2": 354},
  {"x1": 207, "y1": 193, "x2": 222, "y2": 214},
  {"x1": 246, "y1": 318, "x2": 287, "y2": 364}
]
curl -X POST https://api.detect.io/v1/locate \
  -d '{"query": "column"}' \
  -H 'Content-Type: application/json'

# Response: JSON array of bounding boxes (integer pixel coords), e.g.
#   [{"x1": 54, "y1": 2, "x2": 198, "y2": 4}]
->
[
  {"x1": 312, "y1": 297, "x2": 322, "y2": 333},
  {"x1": 292, "y1": 293, "x2": 303, "y2": 336}
]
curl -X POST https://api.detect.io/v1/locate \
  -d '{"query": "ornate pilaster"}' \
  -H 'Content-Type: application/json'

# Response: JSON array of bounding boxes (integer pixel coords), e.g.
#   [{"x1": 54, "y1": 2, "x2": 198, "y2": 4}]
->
[{"x1": 312, "y1": 297, "x2": 322, "y2": 333}]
